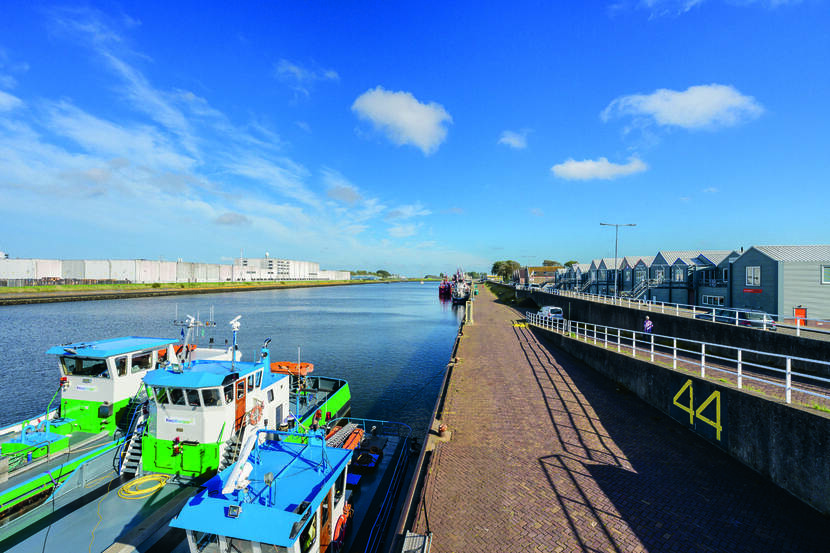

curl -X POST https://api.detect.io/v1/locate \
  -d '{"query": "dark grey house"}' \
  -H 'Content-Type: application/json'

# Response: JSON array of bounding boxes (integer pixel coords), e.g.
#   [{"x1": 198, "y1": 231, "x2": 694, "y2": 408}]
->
[{"x1": 730, "y1": 245, "x2": 830, "y2": 320}]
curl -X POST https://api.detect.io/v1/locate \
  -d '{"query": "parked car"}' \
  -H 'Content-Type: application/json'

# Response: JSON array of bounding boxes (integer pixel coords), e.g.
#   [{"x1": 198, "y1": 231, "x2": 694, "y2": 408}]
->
[
  {"x1": 538, "y1": 306, "x2": 564, "y2": 320},
  {"x1": 695, "y1": 308, "x2": 776, "y2": 330}
]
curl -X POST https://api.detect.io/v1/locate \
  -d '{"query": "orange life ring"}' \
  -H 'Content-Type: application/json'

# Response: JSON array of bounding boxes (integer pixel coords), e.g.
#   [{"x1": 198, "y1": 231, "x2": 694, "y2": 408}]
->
[
  {"x1": 249, "y1": 404, "x2": 262, "y2": 425},
  {"x1": 333, "y1": 513, "x2": 348, "y2": 545}
]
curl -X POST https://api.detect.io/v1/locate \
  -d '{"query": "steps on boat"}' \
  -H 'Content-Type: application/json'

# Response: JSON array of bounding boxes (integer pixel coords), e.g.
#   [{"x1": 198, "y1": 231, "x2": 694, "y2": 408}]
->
[{"x1": 119, "y1": 421, "x2": 145, "y2": 476}]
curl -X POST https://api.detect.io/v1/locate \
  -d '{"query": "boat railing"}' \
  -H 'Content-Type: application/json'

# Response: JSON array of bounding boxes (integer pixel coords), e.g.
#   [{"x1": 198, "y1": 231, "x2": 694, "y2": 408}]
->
[
  {"x1": 0, "y1": 440, "x2": 121, "y2": 534},
  {"x1": 5, "y1": 438, "x2": 58, "y2": 473}
]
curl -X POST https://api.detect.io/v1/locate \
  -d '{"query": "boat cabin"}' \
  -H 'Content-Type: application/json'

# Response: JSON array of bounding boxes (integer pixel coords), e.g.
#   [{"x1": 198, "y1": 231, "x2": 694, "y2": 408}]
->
[
  {"x1": 171, "y1": 430, "x2": 352, "y2": 553},
  {"x1": 46, "y1": 337, "x2": 179, "y2": 435},
  {"x1": 141, "y1": 345, "x2": 292, "y2": 477}
]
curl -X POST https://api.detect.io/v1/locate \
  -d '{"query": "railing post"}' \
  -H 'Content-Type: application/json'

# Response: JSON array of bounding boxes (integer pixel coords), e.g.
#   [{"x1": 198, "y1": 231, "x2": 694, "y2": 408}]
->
[
  {"x1": 672, "y1": 338, "x2": 677, "y2": 369},
  {"x1": 661, "y1": 302, "x2": 665, "y2": 314},
  {"x1": 786, "y1": 357, "x2": 792, "y2": 404},
  {"x1": 737, "y1": 349, "x2": 742, "y2": 389},
  {"x1": 650, "y1": 334, "x2": 654, "y2": 362},
  {"x1": 604, "y1": 326, "x2": 608, "y2": 348},
  {"x1": 632, "y1": 331, "x2": 637, "y2": 357},
  {"x1": 593, "y1": 324, "x2": 597, "y2": 345},
  {"x1": 700, "y1": 343, "x2": 706, "y2": 377},
  {"x1": 676, "y1": 304, "x2": 679, "y2": 316}
]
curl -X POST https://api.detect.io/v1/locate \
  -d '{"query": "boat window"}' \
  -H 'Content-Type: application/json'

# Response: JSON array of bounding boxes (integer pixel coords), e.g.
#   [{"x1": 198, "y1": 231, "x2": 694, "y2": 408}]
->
[
  {"x1": 169, "y1": 388, "x2": 186, "y2": 406},
  {"x1": 300, "y1": 511, "x2": 318, "y2": 553},
  {"x1": 223, "y1": 384, "x2": 234, "y2": 404},
  {"x1": 267, "y1": 389, "x2": 274, "y2": 403},
  {"x1": 335, "y1": 470, "x2": 346, "y2": 501},
  {"x1": 115, "y1": 356, "x2": 128, "y2": 377},
  {"x1": 255, "y1": 370, "x2": 262, "y2": 388},
  {"x1": 154, "y1": 387, "x2": 169, "y2": 405},
  {"x1": 247, "y1": 374, "x2": 255, "y2": 392},
  {"x1": 131, "y1": 352, "x2": 153, "y2": 374},
  {"x1": 236, "y1": 381, "x2": 245, "y2": 400},
  {"x1": 186, "y1": 389, "x2": 201, "y2": 407},
  {"x1": 201, "y1": 388, "x2": 221, "y2": 407},
  {"x1": 60, "y1": 357, "x2": 110, "y2": 378}
]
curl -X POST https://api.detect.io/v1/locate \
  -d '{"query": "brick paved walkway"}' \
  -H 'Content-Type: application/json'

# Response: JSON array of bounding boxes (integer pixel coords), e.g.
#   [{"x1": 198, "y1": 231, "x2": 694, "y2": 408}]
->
[{"x1": 411, "y1": 287, "x2": 826, "y2": 553}]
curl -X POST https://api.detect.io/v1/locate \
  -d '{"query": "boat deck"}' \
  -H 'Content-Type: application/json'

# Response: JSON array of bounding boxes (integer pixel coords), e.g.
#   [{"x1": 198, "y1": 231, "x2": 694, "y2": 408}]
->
[
  {"x1": 2, "y1": 474, "x2": 197, "y2": 553},
  {"x1": 0, "y1": 431, "x2": 112, "y2": 496}
]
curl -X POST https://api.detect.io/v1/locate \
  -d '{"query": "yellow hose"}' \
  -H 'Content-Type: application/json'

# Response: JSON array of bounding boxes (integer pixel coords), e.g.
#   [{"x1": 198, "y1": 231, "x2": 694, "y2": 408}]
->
[{"x1": 117, "y1": 474, "x2": 170, "y2": 500}]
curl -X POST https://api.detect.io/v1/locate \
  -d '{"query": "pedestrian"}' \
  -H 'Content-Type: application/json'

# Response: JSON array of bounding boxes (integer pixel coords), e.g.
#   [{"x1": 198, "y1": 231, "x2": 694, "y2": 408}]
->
[{"x1": 644, "y1": 315, "x2": 653, "y2": 334}]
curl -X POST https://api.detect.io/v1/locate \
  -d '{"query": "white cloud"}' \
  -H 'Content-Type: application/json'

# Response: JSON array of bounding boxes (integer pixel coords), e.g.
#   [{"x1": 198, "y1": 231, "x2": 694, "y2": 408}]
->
[
  {"x1": 703, "y1": 186, "x2": 718, "y2": 193},
  {"x1": 551, "y1": 157, "x2": 648, "y2": 180},
  {"x1": 530, "y1": 208, "x2": 544, "y2": 217},
  {"x1": 386, "y1": 202, "x2": 431, "y2": 220},
  {"x1": 602, "y1": 84, "x2": 763, "y2": 130},
  {"x1": 498, "y1": 130, "x2": 528, "y2": 149},
  {"x1": 214, "y1": 212, "x2": 251, "y2": 226},
  {"x1": 635, "y1": 0, "x2": 802, "y2": 17},
  {"x1": 351, "y1": 86, "x2": 452, "y2": 155},
  {"x1": 388, "y1": 223, "x2": 417, "y2": 238},
  {"x1": 0, "y1": 90, "x2": 22, "y2": 111},
  {"x1": 322, "y1": 169, "x2": 363, "y2": 205},
  {"x1": 275, "y1": 59, "x2": 339, "y2": 97}
]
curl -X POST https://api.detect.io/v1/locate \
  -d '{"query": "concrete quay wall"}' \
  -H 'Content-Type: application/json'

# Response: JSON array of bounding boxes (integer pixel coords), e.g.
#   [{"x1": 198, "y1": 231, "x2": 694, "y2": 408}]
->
[
  {"x1": 531, "y1": 324, "x2": 830, "y2": 515},
  {"x1": 523, "y1": 289, "x2": 830, "y2": 371}
]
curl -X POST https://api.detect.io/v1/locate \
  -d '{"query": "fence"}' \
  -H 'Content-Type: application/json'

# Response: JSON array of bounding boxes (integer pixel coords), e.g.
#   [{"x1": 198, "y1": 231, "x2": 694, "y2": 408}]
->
[
  {"x1": 523, "y1": 286, "x2": 830, "y2": 337},
  {"x1": 525, "y1": 312, "x2": 830, "y2": 407}
]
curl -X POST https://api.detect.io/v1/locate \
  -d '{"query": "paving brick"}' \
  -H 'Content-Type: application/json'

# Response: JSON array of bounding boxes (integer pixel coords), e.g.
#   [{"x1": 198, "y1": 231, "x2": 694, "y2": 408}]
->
[{"x1": 411, "y1": 287, "x2": 826, "y2": 552}]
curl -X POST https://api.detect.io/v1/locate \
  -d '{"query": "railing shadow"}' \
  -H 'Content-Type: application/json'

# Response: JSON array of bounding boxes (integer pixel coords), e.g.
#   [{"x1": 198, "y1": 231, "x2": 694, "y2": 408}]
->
[{"x1": 510, "y1": 318, "x2": 826, "y2": 553}]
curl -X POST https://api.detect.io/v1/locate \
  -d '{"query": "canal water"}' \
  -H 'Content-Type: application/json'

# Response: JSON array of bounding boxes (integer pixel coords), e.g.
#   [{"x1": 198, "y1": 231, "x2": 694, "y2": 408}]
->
[{"x1": 0, "y1": 282, "x2": 463, "y2": 434}]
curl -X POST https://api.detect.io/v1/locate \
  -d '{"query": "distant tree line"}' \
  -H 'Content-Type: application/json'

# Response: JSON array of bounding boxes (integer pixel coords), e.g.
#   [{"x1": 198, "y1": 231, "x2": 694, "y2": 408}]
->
[{"x1": 352, "y1": 269, "x2": 392, "y2": 278}]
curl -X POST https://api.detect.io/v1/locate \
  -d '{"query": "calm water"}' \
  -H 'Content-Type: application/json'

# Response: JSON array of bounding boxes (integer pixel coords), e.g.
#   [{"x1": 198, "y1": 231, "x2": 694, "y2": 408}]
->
[{"x1": 0, "y1": 282, "x2": 463, "y2": 434}]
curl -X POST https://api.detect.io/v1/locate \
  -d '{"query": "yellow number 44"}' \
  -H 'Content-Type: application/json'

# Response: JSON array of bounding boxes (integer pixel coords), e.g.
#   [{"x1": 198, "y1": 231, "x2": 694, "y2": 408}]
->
[{"x1": 673, "y1": 379, "x2": 722, "y2": 441}]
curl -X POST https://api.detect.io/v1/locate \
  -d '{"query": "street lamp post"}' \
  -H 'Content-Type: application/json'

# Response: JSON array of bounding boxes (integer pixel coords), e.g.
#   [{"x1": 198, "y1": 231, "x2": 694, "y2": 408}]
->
[{"x1": 600, "y1": 222, "x2": 636, "y2": 298}]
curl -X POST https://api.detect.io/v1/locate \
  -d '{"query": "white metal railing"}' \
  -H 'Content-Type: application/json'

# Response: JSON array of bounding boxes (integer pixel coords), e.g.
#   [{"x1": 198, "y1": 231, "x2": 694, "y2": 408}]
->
[
  {"x1": 527, "y1": 287, "x2": 830, "y2": 337},
  {"x1": 524, "y1": 312, "x2": 830, "y2": 406}
]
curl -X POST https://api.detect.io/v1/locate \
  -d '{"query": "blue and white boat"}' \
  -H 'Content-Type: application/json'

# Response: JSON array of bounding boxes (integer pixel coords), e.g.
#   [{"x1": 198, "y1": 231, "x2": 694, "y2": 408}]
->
[{"x1": 171, "y1": 420, "x2": 412, "y2": 553}]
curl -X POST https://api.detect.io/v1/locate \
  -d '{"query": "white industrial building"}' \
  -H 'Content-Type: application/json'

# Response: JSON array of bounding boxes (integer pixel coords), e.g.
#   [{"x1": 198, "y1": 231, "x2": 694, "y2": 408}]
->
[{"x1": 0, "y1": 254, "x2": 349, "y2": 285}]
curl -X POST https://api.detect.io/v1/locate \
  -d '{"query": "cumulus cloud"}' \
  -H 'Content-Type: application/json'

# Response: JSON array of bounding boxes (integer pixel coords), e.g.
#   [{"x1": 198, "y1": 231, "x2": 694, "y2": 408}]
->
[
  {"x1": 498, "y1": 130, "x2": 528, "y2": 149},
  {"x1": 703, "y1": 186, "x2": 718, "y2": 193},
  {"x1": 602, "y1": 84, "x2": 763, "y2": 130},
  {"x1": 551, "y1": 157, "x2": 648, "y2": 180},
  {"x1": 351, "y1": 86, "x2": 452, "y2": 155},
  {"x1": 0, "y1": 90, "x2": 22, "y2": 111},
  {"x1": 634, "y1": 0, "x2": 802, "y2": 17}
]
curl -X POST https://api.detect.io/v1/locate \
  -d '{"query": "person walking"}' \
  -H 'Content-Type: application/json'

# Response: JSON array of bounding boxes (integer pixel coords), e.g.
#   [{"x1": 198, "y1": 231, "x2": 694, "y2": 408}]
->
[{"x1": 644, "y1": 316, "x2": 653, "y2": 334}]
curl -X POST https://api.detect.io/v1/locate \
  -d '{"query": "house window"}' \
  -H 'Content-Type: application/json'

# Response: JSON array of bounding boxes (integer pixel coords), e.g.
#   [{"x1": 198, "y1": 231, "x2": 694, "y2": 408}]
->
[
  {"x1": 822, "y1": 265, "x2": 830, "y2": 284},
  {"x1": 635, "y1": 269, "x2": 645, "y2": 282},
  {"x1": 673, "y1": 268, "x2": 685, "y2": 282},
  {"x1": 599, "y1": 270, "x2": 606, "y2": 280},
  {"x1": 625, "y1": 269, "x2": 631, "y2": 282},
  {"x1": 701, "y1": 295, "x2": 724, "y2": 306},
  {"x1": 746, "y1": 266, "x2": 761, "y2": 286},
  {"x1": 655, "y1": 268, "x2": 664, "y2": 281}
]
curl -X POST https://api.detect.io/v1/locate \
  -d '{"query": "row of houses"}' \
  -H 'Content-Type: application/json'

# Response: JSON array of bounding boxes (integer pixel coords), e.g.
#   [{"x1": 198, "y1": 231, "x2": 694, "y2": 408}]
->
[
  {"x1": 0, "y1": 255, "x2": 350, "y2": 285},
  {"x1": 517, "y1": 245, "x2": 830, "y2": 320}
]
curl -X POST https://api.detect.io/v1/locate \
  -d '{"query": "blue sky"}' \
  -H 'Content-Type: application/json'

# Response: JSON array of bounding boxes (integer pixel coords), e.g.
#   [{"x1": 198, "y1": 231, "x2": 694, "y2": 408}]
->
[{"x1": 0, "y1": 1, "x2": 828, "y2": 276}]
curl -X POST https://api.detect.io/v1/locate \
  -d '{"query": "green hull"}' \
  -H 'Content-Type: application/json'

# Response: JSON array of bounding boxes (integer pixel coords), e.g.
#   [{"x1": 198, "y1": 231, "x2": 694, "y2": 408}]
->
[{"x1": 0, "y1": 439, "x2": 123, "y2": 517}]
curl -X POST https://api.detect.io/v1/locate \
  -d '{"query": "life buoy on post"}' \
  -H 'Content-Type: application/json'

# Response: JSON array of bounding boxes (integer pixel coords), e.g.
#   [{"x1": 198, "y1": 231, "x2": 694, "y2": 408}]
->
[
  {"x1": 333, "y1": 513, "x2": 348, "y2": 548},
  {"x1": 249, "y1": 404, "x2": 262, "y2": 425}
]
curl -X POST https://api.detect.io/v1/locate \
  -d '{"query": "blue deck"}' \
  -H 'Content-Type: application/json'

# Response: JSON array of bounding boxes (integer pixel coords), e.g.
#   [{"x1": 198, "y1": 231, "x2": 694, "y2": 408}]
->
[
  {"x1": 171, "y1": 435, "x2": 351, "y2": 547},
  {"x1": 45, "y1": 337, "x2": 177, "y2": 358}
]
